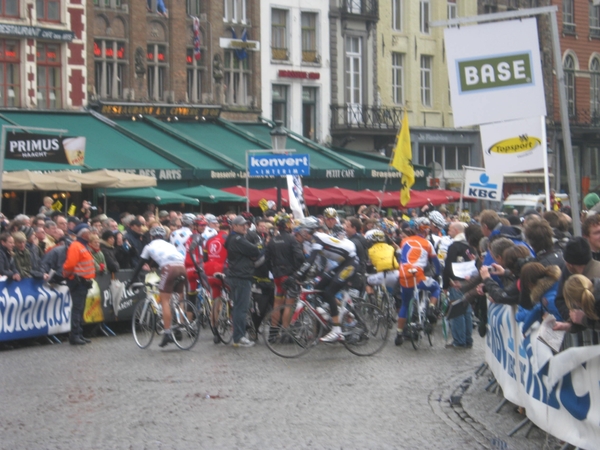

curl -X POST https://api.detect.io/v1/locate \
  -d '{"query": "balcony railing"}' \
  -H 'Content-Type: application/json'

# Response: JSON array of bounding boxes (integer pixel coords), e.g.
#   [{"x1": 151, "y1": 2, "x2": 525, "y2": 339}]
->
[
  {"x1": 340, "y1": 0, "x2": 379, "y2": 22},
  {"x1": 330, "y1": 104, "x2": 404, "y2": 131},
  {"x1": 566, "y1": 108, "x2": 600, "y2": 127}
]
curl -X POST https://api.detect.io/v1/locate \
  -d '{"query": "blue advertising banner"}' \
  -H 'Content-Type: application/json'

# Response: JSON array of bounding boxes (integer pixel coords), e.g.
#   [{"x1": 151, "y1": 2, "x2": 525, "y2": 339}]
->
[{"x1": 248, "y1": 154, "x2": 310, "y2": 176}]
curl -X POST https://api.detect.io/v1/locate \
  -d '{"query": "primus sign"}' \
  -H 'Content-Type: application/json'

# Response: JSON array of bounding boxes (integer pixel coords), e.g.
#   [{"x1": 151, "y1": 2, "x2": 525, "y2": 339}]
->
[
  {"x1": 248, "y1": 154, "x2": 310, "y2": 176},
  {"x1": 5, "y1": 132, "x2": 86, "y2": 166},
  {"x1": 445, "y1": 18, "x2": 545, "y2": 127},
  {"x1": 458, "y1": 52, "x2": 533, "y2": 93}
]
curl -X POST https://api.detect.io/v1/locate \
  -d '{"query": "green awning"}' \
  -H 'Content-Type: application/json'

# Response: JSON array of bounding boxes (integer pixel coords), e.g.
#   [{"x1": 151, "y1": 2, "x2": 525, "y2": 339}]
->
[
  {"x1": 104, "y1": 187, "x2": 199, "y2": 205},
  {"x1": 0, "y1": 111, "x2": 183, "y2": 171},
  {"x1": 173, "y1": 185, "x2": 245, "y2": 203}
]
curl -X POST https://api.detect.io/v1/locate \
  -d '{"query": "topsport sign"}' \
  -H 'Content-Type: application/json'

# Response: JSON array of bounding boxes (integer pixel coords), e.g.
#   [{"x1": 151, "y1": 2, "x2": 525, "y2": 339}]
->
[
  {"x1": 248, "y1": 153, "x2": 310, "y2": 176},
  {"x1": 445, "y1": 18, "x2": 546, "y2": 127}
]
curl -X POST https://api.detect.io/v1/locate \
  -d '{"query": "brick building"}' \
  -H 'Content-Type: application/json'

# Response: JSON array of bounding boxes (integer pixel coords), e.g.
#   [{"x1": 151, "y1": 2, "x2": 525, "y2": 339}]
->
[{"x1": 87, "y1": 0, "x2": 261, "y2": 121}]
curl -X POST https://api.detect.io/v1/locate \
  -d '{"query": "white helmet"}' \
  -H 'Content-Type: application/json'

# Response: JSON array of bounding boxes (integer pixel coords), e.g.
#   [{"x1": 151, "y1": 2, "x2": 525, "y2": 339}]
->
[{"x1": 428, "y1": 211, "x2": 446, "y2": 230}]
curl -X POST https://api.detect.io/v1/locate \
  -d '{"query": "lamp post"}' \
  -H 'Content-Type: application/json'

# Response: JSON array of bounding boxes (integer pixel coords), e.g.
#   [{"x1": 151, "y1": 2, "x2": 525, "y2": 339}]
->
[{"x1": 270, "y1": 120, "x2": 288, "y2": 211}]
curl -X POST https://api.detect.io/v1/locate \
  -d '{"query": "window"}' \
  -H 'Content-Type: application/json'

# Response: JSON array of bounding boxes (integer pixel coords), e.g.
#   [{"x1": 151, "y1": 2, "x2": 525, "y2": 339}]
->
[
  {"x1": 418, "y1": 144, "x2": 470, "y2": 170},
  {"x1": 392, "y1": 52, "x2": 404, "y2": 105},
  {"x1": 563, "y1": 0, "x2": 575, "y2": 34},
  {"x1": 591, "y1": 3, "x2": 600, "y2": 38},
  {"x1": 564, "y1": 55, "x2": 575, "y2": 117},
  {"x1": 345, "y1": 36, "x2": 362, "y2": 123},
  {"x1": 301, "y1": 12, "x2": 318, "y2": 63},
  {"x1": 186, "y1": 49, "x2": 203, "y2": 103},
  {"x1": 591, "y1": 58, "x2": 600, "y2": 117},
  {"x1": 93, "y1": 0, "x2": 122, "y2": 7},
  {"x1": 420, "y1": 0, "x2": 430, "y2": 34},
  {"x1": 271, "y1": 9, "x2": 288, "y2": 61},
  {"x1": 447, "y1": 0, "x2": 456, "y2": 20},
  {"x1": 1, "y1": 0, "x2": 19, "y2": 17},
  {"x1": 347, "y1": 0, "x2": 362, "y2": 14},
  {"x1": 147, "y1": 44, "x2": 167, "y2": 101},
  {"x1": 36, "y1": 43, "x2": 61, "y2": 109},
  {"x1": 0, "y1": 40, "x2": 19, "y2": 107},
  {"x1": 420, "y1": 55, "x2": 432, "y2": 107},
  {"x1": 186, "y1": 0, "x2": 200, "y2": 16},
  {"x1": 272, "y1": 85, "x2": 288, "y2": 126},
  {"x1": 223, "y1": 49, "x2": 250, "y2": 105},
  {"x1": 36, "y1": 0, "x2": 60, "y2": 22},
  {"x1": 224, "y1": 0, "x2": 246, "y2": 23},
  {"x1": 302, "y1": 87, "x2": 317, "y2": 140},
  {"x1": 392, "y1": 0, "x2": 402, "y2": 31},
  {"x1": 94, "y1": 40, "x2": 126, "y2": 99}
]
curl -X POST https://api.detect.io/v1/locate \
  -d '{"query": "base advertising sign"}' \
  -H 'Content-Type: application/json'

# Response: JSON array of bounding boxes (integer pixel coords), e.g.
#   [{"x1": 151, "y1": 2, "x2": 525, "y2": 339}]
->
[
  {"x1": 444, "y1": 18, "x2": 546, "y2": 128},
  {"x1": 480, "y1": 116, "x2": 546, "y2": 175},
  {"x1": 486, "y1": 302, "x2": 600, "y2": 449},
  {"x1": 462, "y1": 167, "x2": 503, "y2": 202},
  {"x1": 5, "y1": 132, "x2": 86, "y2": 166},
  {"x1": 248, "y1": 153, "x2": 310, "y2": 176}
]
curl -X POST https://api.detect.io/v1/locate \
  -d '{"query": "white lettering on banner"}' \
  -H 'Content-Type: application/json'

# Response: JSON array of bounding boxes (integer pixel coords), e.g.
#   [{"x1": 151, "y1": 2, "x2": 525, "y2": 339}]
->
[
  {"x1": 371, "y1": 169, "x2": 425, "y2": 178},
  {"x1": 250, "y1": 156, "x2": 309, "y2": 168},
  {"x1": 486, "y1": 302, "x2": 600, "y2": 448},
  {"x1": 326, "y1": 169, "x2": 355, "y2": 178},
  {"x1": 138, "y1": 169, "x2": 156, "y2": 178},
  {"x1": 158, "y1": 169, "x2": 182, "y2": 180}
]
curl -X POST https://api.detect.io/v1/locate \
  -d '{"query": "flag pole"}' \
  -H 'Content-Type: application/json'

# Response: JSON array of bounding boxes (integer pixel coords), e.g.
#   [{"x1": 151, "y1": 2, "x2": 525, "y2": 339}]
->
[{"x1": 382, "y1": 108, "x2": 405, "y2": 211}]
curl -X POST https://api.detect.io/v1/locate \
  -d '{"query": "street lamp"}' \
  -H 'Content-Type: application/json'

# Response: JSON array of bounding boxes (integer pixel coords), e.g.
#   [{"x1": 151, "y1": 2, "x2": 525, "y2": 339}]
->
[{"x1": 270, "y1": 120, "x2": 288, "y2": 210}]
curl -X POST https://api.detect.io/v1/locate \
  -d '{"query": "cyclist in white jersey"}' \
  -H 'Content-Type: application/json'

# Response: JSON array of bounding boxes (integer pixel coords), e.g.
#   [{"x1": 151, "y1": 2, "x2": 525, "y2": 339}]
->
[
  {"x1": 290, "y1": 218, "x2": 358, "y2": 342},
  {"x1": 129, "y1": 226, "x2": 186, "y2": 348}
]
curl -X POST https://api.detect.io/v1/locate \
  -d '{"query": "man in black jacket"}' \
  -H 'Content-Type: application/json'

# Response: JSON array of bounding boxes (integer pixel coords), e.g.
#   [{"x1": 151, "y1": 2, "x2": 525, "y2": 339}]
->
[
  {"x1": 345, "y1": 217, "x2": 368, "y2": 294},
  {"x1": 225, "y1": 215, "x2": 261, "y2": 347}
]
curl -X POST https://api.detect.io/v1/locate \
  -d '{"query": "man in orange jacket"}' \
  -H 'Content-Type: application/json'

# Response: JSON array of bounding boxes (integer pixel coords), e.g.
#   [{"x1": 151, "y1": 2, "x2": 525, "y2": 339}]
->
[{"x1": 63, "y1": 224, "x2": 95, "y2": 345}]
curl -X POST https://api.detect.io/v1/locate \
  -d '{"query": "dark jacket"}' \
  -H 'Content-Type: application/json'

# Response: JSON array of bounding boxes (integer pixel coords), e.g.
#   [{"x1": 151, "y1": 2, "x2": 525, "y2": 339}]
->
[
  {"x1": 100, "y1": 240, "x2": 120, "y2": 274},
  {"x1": 13, "y1": 247, "x2": 45, "y2": 279},
  {"x1": 124, "y1": 228, "x2": 145, "y2": 266},
  {"x1": 115, "y1": 241, "x2": 135, "y2": 269},
  {"x1": 442, "y1": 233, "x2": 475, "y2": 289},
  {"x1": 483, "y1": 275, "x2": 520, "y2": 305},
  {"x1": 534, "y1": 249, "x2": 565, "y2": 270},
  {"x1": 245, "y1": 229, "x2": 270, "y2": 280},
  {"x1": 266, "y1": 230, "x2": 305, "y2": 278},
  {"x1": 349, "y1": 233, "x2": 368, "y2": 276},
  {"x1": 0, "y1": 245, "x2": 18, "y2": 278},
  {"x1": 224, "y1": 231, "x2": 261, "y2": 279},
  {"x1": 41, "y1": 243, "x2": 69, "y2": 279}
]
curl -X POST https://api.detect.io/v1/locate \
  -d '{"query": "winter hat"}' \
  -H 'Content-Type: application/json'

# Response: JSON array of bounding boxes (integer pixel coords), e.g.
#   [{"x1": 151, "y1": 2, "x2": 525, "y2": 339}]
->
[
  {"x1": 564, "y1": 237, "x2": 592, "y2": 266},
  {"x1": 584, "y1": 193, "x2": 600, "y2": 209}
]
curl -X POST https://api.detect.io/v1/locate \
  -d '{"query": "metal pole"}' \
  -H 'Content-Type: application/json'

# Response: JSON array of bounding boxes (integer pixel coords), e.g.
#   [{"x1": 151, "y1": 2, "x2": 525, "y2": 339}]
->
[
  {"x1": 245, "y1": 149, "x2": 250, "y2": 213},
  {"x1": 459, "y1": 166, "x2": 466, "y2": 213},
  {"x1": 0, "y1": 125, "x2": 6, "y2": 212},
  {"x1": 541, "y1": 116, "x2": 551, "y2": 211},
  {"x1": 549, "y1": 10, "x2": 581, "y2": 235}
]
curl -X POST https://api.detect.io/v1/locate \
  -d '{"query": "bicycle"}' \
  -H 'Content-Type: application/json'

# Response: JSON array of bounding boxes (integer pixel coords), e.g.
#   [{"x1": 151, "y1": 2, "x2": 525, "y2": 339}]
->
[
  {"x1": 365, "y1": 283, "x2": 397, "y2": 330},
  {"x1": 262, "y1": 285, "x2": 389, "y2": 358},
  {"x1": 405, "y1": 269, "x2": 434, "y2": 350},
  {"x1": 131, "y1": 275, "x2": 200, "y2": 350}
]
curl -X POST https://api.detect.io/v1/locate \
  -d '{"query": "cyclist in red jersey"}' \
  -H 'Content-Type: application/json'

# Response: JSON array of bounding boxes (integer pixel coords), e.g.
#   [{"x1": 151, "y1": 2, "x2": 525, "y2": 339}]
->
[
  {"x1": 204, "y1": 216, "x2": 230, "y2": 299},
  {"x1": 184, "y1": 216, "x2": 209, "y2": 301}
]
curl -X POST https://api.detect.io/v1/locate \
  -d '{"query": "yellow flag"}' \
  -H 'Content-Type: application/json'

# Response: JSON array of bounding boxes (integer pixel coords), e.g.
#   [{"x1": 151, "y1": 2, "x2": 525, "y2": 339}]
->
[
  {"x1": 390, "y1": 110, "x2": 414, "y2": 206},
  {"x1": 68, "y1": 204, "x2": 77, "y2": 216},
  {"x1": 52, "y1": 200, "x2": 63, "y2": 212}
]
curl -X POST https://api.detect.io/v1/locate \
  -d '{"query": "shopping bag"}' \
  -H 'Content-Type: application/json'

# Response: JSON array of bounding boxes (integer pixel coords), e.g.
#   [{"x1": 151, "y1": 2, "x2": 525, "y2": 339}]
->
[{"x1": 109, "y1": 278, "x2": 126, "y2": 317}]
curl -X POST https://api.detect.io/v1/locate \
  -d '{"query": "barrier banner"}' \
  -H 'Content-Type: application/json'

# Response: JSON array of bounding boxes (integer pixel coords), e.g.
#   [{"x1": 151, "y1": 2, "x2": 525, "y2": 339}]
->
[
  {"x1": 486, "y1": 302, "x2": 600, "y2": 449},
  {"x1": 0, "y1": 278, "x2": 71, "y2": 342},
  {"x1": 84, "y1": 270, "x2": 145, "y2": 324}
]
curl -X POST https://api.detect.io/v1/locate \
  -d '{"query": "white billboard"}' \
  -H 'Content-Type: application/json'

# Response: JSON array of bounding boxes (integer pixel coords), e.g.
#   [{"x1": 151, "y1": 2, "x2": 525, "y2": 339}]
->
[
  {"x1": 480, "y1": 116, "x2": 546, "y2": 175},
  {"x1": 463, "y1": 167, "x2": 504, "y2": 202},
  {"x1": 445, "y1": 18, "x2": 546, "y2": 128}
]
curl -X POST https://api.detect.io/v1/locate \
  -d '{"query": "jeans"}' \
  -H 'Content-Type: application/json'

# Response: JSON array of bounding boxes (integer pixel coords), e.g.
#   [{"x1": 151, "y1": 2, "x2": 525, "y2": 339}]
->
[
  {"x1": 448, "y1": 288, "x2": 473, "y2": 347},
  {"x1": 228, "y1": 277, "x2": 252, "y2": 343}
]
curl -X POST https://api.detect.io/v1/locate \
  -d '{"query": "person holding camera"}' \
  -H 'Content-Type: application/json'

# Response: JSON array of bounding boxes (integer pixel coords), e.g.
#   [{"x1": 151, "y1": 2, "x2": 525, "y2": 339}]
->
[{"x1": 63, "y1": 224, "x2": 96, "y2": 346}]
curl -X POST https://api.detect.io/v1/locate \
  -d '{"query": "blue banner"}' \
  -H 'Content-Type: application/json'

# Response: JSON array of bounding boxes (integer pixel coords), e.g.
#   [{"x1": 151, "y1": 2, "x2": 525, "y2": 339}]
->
[{"x1": 248, "y1": 154, "x2": 310, "y2": 176}]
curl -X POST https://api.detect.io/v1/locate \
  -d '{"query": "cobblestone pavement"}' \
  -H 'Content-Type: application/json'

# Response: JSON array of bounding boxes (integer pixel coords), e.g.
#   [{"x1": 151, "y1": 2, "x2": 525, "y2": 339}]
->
[{"x1": 0, "y1": 326, "x2": 561, "y2": 450}]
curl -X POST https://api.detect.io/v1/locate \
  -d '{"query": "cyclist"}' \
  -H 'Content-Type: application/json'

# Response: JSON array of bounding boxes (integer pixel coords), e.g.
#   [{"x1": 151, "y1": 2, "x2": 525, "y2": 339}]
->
[
  {"x1": 323, "y1": 207, "x2": 340, "y2": 232},
  {"x1": 185, "y1": 216, "x2": 210, "y2": 303},
  {"x1": 170, "y1": 213, "x2": 195, "y2": 255},
  {"x1": 365, "y1": 229, "x2": 400, "y2": 295},
  {"x1": 428, "y1": 210, "x2": 452, "y2": 262},
  {"x1": 128, "y1": 226, "x2": 186, "y2": 348},
  {"x1": 289, "y1": 218, "x2": 358, "y2": 343},
  {"x1": 396, "y1": 217, "x2": 441, "y2": 346}
]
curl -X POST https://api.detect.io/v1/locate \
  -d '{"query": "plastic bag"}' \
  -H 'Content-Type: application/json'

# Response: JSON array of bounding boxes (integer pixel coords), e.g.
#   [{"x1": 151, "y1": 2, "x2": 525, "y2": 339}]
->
[{"x1": 109, "y1": 279, "x2": 126, "y2": 317}]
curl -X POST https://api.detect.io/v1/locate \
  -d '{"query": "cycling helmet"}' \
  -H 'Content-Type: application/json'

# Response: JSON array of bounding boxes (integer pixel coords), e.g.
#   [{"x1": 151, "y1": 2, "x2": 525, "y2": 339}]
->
[
  {"x1": 459, "y1": 211, "x2": 471, "y2": 223},
  {"x1": 297, "y1": 216, "x2": 319, "y2": 232},
  {"x1": 218, "y1": 215, "x2": 231, "y2": 226},
  {"x1": 181, "y1": 213, "x2": 196, "y2": 227},
  {"x1": 194, "y1": 216, "x2": 207, "y2": 227},
  {"x1": 149, "y1": 226, "x2": 167, "y2": 238},
  {"x1": 428, "y1": 211, "x2": 446, "y2": 230},
  {"x1": 414, "y1": 217, "x2": 431, "y2": 233},
  {"x1": 331, "y1": 224, "x2": 346, "y2": 239},
  {"x1": 323, "y1": 207, "x2": 338, "y2": 219},
  {"x1": 366, "y1": 229, "x2": 386, "y2": 243},
  {"x1": 274, "y1": 212, "x2": 292, "y2": 228},
  {"x1": 241, "y1": 211, "x2": 255, "y2": 224}
]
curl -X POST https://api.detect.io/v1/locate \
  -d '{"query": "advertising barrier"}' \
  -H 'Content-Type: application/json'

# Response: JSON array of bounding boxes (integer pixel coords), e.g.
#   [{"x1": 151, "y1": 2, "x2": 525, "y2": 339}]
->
[
  {"x1": 0, "y1": 270, "x2": 145, "y2": 342},
  {"x1": 486, "y1": 302, "x2": 600, "y2": 449}
]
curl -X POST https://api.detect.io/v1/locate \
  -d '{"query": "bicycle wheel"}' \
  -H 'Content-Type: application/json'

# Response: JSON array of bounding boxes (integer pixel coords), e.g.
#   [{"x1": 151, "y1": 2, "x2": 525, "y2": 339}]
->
[
  {"x1": 343, "y1": 303, "x2": 388, "y2": 356},
  {"x1": 171, "y1": 300, "x2": 200, "y2": 350},
  {"x1": 132, "y1": 299, "x2": 156, "y2": 349},
  {"x1": 263, "y1": 304, "x2": 321, "y2": 358},
  {"x1": 214, "y1": 296, "x2": 233, "y2": 344},
  {"x1": 425, "y1": 316, "x2": 434, "y2": 347},
  {"x1": 379, "y1": 289, "x2": 396, "y2": 330},
  {"x1": 197, "y1": 288, "x2": 212, "y2": 330},
  {"x1": 407, "y1": 297, "x2": 422, "y2": 350}
]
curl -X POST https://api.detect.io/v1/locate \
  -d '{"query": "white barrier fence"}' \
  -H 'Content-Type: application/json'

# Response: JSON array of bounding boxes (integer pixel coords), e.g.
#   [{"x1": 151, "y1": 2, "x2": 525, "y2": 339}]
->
[{"x1": 486, "y1": 302, "x2": 600, "y2": 449}]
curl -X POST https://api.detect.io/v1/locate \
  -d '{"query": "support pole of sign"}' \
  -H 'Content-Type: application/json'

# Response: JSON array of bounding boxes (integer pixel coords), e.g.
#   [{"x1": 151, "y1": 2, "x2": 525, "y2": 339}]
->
[
  {"x1": 246, "y1": 149, "x2": 296, "y2": 214},
  {"x1": 430, "y1": 5, "x2": 581, "y2": 235},
  {"x1": 541, "y1": 116, "x2": 551, "y2": 211},
  {"x1": 0, "y1": 125, "x2": 69, "y2": 212},
  {"x1": 23, "y1": 191, "x2": 26, "y2": 214},
  {"x1": 459, "y1": 166, "x2": 466, "y2": 213},
  {"x1": 245, "y1": 149, "x2": 250, "y2": 213}
]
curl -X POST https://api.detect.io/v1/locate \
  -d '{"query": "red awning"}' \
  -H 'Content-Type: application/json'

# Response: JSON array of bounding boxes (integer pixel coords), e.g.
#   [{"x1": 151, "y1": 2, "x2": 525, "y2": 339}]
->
[
  {"x1": 221, "y1": 186, "x2": 276, "y2": 207},
  {"x1": 320, "y1": 187, "x2": 381, "y2": 206},
  {"x1": 303, "y1": 187, "x2": 347, "y2": 206}
]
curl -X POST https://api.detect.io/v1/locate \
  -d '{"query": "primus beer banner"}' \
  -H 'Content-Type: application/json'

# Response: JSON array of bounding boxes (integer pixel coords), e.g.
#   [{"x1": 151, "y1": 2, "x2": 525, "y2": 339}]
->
[
  {"x1": 480, "y1": 116, "x2": 546, "y2": 175},
  {"x1": 5, "y1": 132, "x2": 86, "y2": 165},
  {"x1": 444, "y1": 18, "x2": 546, "y2": 128}
]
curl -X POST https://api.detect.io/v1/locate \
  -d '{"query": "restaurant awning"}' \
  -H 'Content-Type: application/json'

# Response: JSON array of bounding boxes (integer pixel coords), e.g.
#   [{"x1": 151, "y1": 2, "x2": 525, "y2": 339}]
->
[
  {"x1": 173, "y1": 185, "x2": 246, "y2": 204},
  {"x1": 2, "y1": 170, "x2": 81, "y2": 191},
  {"x1": 56, "y1": 169, "x2": 157, "y2": 188},
  {"x1": 104, "y1": 187, "x2": 199, "y2": 205}
]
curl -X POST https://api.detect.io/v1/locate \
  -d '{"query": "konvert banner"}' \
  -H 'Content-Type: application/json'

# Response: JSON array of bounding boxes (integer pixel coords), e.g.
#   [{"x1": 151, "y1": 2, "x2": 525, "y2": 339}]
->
[
  {"x1": 462, "y1": 167, "x2": 504, "y2": 202},
  {"x1": 248, "y1": 153, "x2": 310, "y2": 176},
  {"x1": 5, "y1": 132, "x2": 86, "y2": 166},
  {"x1": 479, "y1": 116, "x2": 546, "y2": 175},
  {"x1": 444, "y1": 18, "x2": 546, "y2": 128}
]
